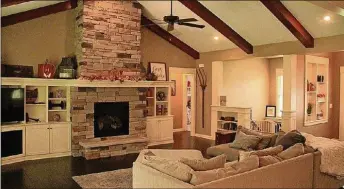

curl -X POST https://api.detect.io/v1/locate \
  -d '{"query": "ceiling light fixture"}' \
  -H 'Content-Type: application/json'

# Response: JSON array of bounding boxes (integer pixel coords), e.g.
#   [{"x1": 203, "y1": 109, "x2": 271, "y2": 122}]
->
[
  {"x1": 214, "y1": 36, "x2": 219, "y2": 40},
  {"x1": 323, "y1": 15, "x2": 331, "y2": 21}
]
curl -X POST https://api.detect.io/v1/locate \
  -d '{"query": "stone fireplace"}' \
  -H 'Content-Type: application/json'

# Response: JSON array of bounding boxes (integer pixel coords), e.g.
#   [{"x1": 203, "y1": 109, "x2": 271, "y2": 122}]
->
[
  {"x1": 71, "y1": 87, "x2": 148, "y2": 159},
  {"x1": 71, "y1": 1, "x2": 147, "y2": 160},
  {"x1": 94, "y1": 102, "x2": 129, "y2": 138}
]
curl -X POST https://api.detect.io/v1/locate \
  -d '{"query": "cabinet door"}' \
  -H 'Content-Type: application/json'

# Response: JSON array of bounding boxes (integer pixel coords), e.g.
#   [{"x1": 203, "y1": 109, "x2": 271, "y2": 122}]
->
[
  {"x1": 159, "y1": 118, "x2": 173, "y2": 140},
  {"x1": 26, "y1": 125, "x2": 50, "y2": 155},
  {"x1": 50, "y1": 123, "x2": 71, "y2": 153},
  {"x1": 146, "y1": 119, "x2": 158, "y2": 142}
]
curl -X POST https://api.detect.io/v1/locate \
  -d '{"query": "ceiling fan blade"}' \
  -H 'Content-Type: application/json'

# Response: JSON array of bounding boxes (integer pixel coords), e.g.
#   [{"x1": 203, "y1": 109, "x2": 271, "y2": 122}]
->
[
  {"x1": 178, "y1": 22, "x2": 205, "y2": 29},
  {"x1": 178, "y1": 18, "x2": 198, "y2": 23}
]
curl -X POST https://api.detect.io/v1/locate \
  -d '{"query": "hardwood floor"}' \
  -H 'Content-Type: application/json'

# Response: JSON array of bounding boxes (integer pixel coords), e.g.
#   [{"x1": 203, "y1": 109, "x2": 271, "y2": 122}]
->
[{"x1": 1, "y1": 131, "x2": 214, "y2": 189}]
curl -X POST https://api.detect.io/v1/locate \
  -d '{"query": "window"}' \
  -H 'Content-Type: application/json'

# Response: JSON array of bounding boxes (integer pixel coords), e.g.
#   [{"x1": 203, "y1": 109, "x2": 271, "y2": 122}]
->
[{"x1": 276, "y1": 69, "x2": 283, "y2": 117}]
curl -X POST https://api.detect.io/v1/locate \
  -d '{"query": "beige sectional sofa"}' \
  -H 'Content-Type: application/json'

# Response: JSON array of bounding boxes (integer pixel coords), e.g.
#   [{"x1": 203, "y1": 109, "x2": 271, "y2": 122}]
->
[{"x1": 133, "y1": 149, "x2": 316, "y2": 188}]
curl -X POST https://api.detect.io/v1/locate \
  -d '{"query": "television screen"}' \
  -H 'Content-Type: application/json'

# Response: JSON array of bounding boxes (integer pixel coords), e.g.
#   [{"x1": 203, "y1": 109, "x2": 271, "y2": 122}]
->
[{"x1": 1, "y1": 88, "x2": 25, "y2": 123}]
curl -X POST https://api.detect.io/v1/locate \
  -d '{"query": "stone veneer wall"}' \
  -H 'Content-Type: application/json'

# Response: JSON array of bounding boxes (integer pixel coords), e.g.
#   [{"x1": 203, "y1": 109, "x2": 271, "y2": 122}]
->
[
  {"x1": 75, "y1": 0, "x2": 141, "y2": 78},
  {"x1": 71, "y1": 87, "x2": 147, "y2": 157}
]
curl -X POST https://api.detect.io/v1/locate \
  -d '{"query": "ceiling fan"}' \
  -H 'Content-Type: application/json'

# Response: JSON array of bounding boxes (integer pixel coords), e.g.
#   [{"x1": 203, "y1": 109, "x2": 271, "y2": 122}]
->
[{"x1": 144, "y1": 0, "x2": 205, "y2": 31}]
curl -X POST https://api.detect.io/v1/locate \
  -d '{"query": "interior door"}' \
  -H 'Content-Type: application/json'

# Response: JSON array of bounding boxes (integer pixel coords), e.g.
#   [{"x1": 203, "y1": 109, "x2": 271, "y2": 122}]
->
[
  {"x1": 50, "y1": 123, "x2": 71, "y2": 153},
  {"x1": 26, "y1": 125, "x2": 50, "y2": 155},
  {"x1": 340, "y1": 67, "x2": 344, "y2": 140}
]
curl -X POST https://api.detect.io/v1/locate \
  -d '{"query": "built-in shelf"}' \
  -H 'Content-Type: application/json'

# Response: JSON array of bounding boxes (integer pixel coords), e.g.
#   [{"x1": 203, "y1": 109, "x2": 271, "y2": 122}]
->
[
  {"x1": 26, "y1": 104, "x2": 46, "y2": 106},
  {"x1": 48, "y1": 110, "x2": 67, "y2": 112},
  {"x1": 49, "y1": 98, "x2": 66, "y2": 100},
  {"x1": 217, "y1": 120, "x2": 237, "y2": 124},
  {"x1": 304, "y1": 55, "x2": 329, "y2": 126},
  {"x1": 146, "y1": 97, "x2": 154, "y2": 99},
  {"x1": 156, "y1": 101, "x2": 168, "y2": 103}
]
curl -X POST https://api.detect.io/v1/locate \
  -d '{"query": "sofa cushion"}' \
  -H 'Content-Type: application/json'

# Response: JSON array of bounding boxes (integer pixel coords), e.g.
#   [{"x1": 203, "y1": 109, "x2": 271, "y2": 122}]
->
[
  {"x1": 230, "y1": 155, "x2": 259, "y2": 173},
  {"x1": 258, "y1": 155, "x2": 282, "y2": 167},
  {"x1": 224, "y1": 160, "x2": 238, "y2": 168},
  {"x1": 180, "y1": 154, "x2": 226, "y2": 171},
  {"x1": 189, "y1": 168, "x2": 226, "y2": 185},
  {"x1": 237, "y1": 126, "x2": 274, "y2": 150},
  {"x1": 141, "y1": 155, "x2": 193, "y2": 182},
  {"x1": 277, "y1": 143, "x2": 305, "y2": 160},
  {"x1": 229, "y1": 131, "x2": 262, "y2": 150},
  {"x1": 275, "y1": 130, "x2": 306, "y2": 150},
  {"x1": 239, "y1": 145, "x2": 283, "y2": 160},
  {"x1": 206, "y1": 144, "x2": 244, "y2": 161}
]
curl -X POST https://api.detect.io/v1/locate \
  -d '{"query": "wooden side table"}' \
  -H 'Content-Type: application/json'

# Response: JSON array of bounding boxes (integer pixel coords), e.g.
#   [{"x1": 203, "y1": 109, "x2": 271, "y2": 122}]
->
[{"x1": 215, "y1": 130, "x2": 236, "y2": 145}]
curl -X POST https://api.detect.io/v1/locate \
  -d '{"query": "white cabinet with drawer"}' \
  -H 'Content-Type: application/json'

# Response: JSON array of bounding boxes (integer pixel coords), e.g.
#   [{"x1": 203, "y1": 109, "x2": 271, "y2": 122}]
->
[{"x1": 146, "y1": 116, "x2": 173, "y2": 146}]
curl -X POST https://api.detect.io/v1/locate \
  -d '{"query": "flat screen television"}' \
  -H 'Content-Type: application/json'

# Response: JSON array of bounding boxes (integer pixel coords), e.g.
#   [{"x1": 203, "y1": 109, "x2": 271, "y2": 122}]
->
[{"x1": 1, "y1": 88, "x2": 25, "y2": 123}]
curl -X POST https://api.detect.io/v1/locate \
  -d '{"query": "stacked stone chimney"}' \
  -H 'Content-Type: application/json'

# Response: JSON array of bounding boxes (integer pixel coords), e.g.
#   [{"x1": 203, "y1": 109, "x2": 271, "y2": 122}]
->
[{"x1": 75, "y1": 0, "x2": 141, "y2": 77}]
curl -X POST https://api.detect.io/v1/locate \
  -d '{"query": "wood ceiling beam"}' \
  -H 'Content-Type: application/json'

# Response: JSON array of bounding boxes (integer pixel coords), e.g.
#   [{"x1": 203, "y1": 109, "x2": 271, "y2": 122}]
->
[
  {"x1": 141, "y1": 15, "x2": 200, "y2": 59},
  {"x1": 260, "y1": 0, "x2": 314, "y2": 48},
  {"x1": 1, "y1": 0, "x2": 30, "y2": 7},
  {"x1": 1, "y1": 0, "x2": 77, "y2": 27},
  {"x1": 308, "y1": 1, "x2": 344, "y2": 17},
  {"x1": 178, "y1": 0, "x2": 253, "y2": 54}
]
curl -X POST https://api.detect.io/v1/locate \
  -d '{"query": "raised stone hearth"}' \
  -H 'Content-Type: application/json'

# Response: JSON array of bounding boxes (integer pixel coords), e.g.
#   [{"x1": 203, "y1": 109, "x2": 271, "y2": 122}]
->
[{"x1": 71, "y1": 87, "x2": 148, "y2": 159}]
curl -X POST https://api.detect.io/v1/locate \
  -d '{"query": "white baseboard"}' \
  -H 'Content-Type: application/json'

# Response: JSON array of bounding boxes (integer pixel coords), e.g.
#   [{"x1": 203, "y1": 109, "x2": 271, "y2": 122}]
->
[
  {"x1": 194, "y1": 133, "x2": 214, "y2": 140},
  {"x1": 173, "y1": 128, "x2": 186, "y2": 132}
]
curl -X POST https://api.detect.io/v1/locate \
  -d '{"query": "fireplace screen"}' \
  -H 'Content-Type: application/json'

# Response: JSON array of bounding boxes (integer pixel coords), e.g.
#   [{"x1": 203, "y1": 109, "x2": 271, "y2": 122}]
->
[{"x1": 94, "y1": 102, "x2": 129, "y2": 137}]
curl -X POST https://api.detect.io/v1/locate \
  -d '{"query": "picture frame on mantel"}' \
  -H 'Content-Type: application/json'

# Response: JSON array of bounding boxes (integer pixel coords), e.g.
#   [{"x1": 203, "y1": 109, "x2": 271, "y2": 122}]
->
[
  {"x1": 148, "y1": 62, "x2": 167, "y2": 81},
  {"x1": 266, "y1": 105, "x2": 276, "y2": 117}
]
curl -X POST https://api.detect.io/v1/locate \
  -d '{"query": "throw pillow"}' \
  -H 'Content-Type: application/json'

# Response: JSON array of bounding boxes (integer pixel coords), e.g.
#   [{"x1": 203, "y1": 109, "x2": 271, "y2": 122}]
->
[
  {"x1": 277, "y1": 143, "x2": 305, "y2": 160},
  {"x1": 258, "y1": 155, "x2": 282, "y2": 167},
  {"x1": 274, "y1": 130, "x2": 306, "y2": 150},
  {"x1": 142, "y1": 155, "x2": 193, "y2": 182},
  {"x1": 229, "y1": 131, "x2": 262, "y2": 150},
  {"x1": 180, "y1": 154, "x2": 226, "y2": 171},
  {"x1": 144, "y1": 150, "x2": 155, "y2": 156},
  {"x1": 237, "y1": 126, "x2": 273, "y2": 150},
  {"x1": 230, "y1": 155, "x2": 259, "y2": 173},
  {"x1": 189, "y1": 168, "x2": 226, "y2": 185},
  {"x1": 239, "y1": 145, "x2": 283, "y2": 161},
  {"x1": 224, "y1": 160, "x2": 238, "y2": 168}
]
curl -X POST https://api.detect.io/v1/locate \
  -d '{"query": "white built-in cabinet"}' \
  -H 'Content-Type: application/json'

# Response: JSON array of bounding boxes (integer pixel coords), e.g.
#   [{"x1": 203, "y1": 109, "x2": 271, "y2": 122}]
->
[
  {"x1": 145, "y1": 86, "x2": 174, "y2": 146},
  {"x1": 26, "y1": 123, "x2": 71, "y2": 155},
  {"x1": 146, "y1": 116, "x2": 173, "y2": 146}
]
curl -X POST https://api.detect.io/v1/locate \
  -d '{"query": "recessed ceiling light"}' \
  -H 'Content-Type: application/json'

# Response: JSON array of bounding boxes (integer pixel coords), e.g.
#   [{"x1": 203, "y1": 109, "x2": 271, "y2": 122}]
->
[
  {"x1": 323, "y1": 15, "x2": 331, "y2": 21},
  {"x1": 214, "y1": 36, "x2": 219, "y2": 40}
]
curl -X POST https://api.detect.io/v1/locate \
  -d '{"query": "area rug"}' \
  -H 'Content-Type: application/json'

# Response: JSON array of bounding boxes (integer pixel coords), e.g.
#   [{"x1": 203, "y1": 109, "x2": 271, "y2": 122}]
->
[{"x1": 72, "y1": 168, "x2": 132, "y2": 189}]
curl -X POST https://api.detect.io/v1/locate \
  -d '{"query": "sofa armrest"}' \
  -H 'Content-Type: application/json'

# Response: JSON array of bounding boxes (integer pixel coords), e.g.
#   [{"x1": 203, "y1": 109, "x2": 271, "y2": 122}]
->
[
  {"x1": 133, "y1": 162, "x2": 194, "y2": 188},
  {"x1": 313, "y1": 151, "x2": 344, "y2": 189}
]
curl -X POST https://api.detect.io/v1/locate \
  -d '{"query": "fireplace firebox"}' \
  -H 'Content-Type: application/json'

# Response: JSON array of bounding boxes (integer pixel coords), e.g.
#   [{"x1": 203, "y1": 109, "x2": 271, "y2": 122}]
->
[{"x1": 94, "y1": 102, "x2": 129, "y2": 138}]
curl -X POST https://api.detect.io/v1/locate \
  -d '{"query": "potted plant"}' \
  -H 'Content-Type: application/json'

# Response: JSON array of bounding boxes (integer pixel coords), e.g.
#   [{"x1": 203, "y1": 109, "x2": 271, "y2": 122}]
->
[{"x1": 307, "y1": 103, "x2": 313, "y2": 116}]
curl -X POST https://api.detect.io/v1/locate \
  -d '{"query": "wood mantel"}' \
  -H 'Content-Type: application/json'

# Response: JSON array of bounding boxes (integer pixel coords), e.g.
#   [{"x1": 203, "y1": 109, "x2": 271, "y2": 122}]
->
[{"x1": 1, "y1": 77, "x2": 173, "y2": 88}]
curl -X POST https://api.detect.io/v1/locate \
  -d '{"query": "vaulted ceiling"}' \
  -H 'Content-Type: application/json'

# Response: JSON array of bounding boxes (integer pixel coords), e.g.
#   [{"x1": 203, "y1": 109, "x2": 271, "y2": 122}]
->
[
  {"x1": 140, "y1": 1, "x2": 344, "y2": 53},
  {"x1": 2, "y1": 1, "x2": 344, "y2": 56}
]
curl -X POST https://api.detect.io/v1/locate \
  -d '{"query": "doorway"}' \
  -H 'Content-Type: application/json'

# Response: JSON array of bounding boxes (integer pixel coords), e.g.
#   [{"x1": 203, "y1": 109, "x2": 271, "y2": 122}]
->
[
  {"x1": 169, "y1": 67, "x2": 196, "y2": 136},
  {"x1": 340, "y1": 67, "x2": 344, "y2": 140}
]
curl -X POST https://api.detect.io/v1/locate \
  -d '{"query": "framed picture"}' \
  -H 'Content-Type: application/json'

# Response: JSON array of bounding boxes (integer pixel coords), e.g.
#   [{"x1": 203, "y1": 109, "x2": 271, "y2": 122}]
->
[
  {"x1": 171, "y1": 80, "x2": 176, "y2": 96},
  {"x1": 266, "y1": 105, "x2": 276, "y2": 117},
  {"x1": 148, "y1": 62, "x2": 167, "y2": 81}
]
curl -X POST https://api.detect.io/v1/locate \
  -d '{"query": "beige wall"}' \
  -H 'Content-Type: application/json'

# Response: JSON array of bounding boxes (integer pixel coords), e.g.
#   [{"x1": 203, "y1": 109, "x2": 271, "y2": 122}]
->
[
  {"x1": 296, "y1": 54, "x2": 333, "y2": 138},
  {"x1": 196, "y1": 34, "x2": 344, "y2": 137},
  {"x1": 1, "y1": 10, "x2": 76, "y2": 77},
  {"x1": 140, "y1": 28, "x2": 196, "y2": 77},
  {"x1": 222, "y1": 58, "x2": 270, "y2": 120},
  {"x1": 331, "y1": 51, "x2": 344, "y2": 138},
  {"x1": 170, "y1": 72, "x2": 183, "y2": 129},
  {"x1": 268, "y1": 58, "x2": 283, "y2": 105}
]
